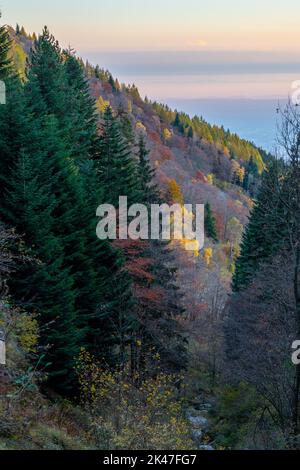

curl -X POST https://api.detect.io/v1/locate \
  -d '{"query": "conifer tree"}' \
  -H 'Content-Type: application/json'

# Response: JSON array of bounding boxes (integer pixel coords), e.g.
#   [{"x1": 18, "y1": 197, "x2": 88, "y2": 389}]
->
[
  {"x1": 0, "y1": 14, "x2": 11, "y2": 80},
  {"x1": 62, "y1": 49, "x2": 99, "y2": 166},
  {"x1": 204, "y1": 202, "x2": 218, "y2": 242},
  {"x1": 0, "y1": 107, "x2": 81, "y2": 391},
  {"x1": 25, "y1": 30, "x2": 133, "y2": 370},
  {"x1": 232, "y1": 160, "x2": 286, "y2": 291},
  {"x1": 97, "y1": 106, "x2": 139, "y2": 206},
  {"x1": 136, "y1": 134, "x2": 159, "y2": 204},
  {"x1": 26, "y1": 27, "x2": 68, "y2": 124},
  {"x1": 117, "y1": 104, "x2": 135, "y2": 147}
]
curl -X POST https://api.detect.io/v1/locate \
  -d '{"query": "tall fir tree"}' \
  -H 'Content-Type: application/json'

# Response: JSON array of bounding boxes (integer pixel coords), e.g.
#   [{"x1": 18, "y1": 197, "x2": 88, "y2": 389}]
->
[
  {"x1": 136, "y1": 134, "x2": 159, "y2": 204},
  {"x1": 62, "y1": 49, "x2": 99, "y2": 167},
  {"x1": 0, "y1": 106, "x2": 82, "y2": 392},
  {"x1": 0, "y1": 13, "x2": 11, "y2": 80},
  {"x1": 232, "y1": 160, "x2": 286, "y2": 291},
  {"x1": 96, "y1": 105, "x2": 139, "y2": 206},
  {"x1": 25, "y1": 29, "x2": 136, "y2": 371},
  {"x1": 204, "y1": 202, "x2": 218, "y2": 242}
]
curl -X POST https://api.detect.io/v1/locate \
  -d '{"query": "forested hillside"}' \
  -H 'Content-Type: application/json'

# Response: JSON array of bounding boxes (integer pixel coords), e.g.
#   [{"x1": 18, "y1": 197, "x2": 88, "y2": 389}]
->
[{"x1": 1, "y1": 20, "x2": 298, "y2": 451}]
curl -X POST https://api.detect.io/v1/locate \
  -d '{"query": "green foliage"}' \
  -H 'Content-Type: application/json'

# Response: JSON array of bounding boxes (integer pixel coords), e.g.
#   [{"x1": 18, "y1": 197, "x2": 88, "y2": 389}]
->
[
  {"x1": 0, "y1": 14, "x2": 12, "y2": 80},
  {"x1": 29, "y1": 424, "x2": 92, "y2": 450},
  {"x1": 10, "y1": 41, "x2": 26, "y2": 79},
  {"x1": 232, "y1": 160, "x2": 286, "y2": 291},
  {"x1": 211, "y1": 383, "x2": 261, "y2": 449},
  {"x1": 136, "y1": 134, "x2": 159, "y2": 204},
  {"x1": 152, "y1": 102, "x2": 264, "y2": 172},
  {"x1": 96, "y1": 105, "x2": 139, "y2": 206},
  {"x1": 204, "y1": 202, "x2": 218, "y2": 242},
  {"x1": 0, "y1": 27, "x2": 138, "y2": 393}
]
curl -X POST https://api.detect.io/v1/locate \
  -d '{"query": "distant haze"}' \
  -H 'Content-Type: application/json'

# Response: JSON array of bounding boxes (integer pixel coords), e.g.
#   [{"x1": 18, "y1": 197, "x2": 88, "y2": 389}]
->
[
  {"x1": 4, "y1": 0, "x2": 300, "y2": 151},
  {"x1": 83, "y1": 50, "x2": 295, "y2": 151}
]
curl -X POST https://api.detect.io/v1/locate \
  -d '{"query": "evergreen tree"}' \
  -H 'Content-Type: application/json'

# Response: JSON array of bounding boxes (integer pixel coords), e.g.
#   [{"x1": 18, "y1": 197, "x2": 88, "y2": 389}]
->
[
  {"x1": 62, "y1": 49, "x2": 99, "y2": 167},
  {"x1": 96, "y1": 106, "x2": 139, "y2": 206},
  {"x1": 174, "y1": 112, "x2": 181, "y2": 127},
  {"x1": 26, "y1": 27, "x2": 68, "y2": 124},
  {"x1": 173, "y1": 112, "x2": 184, "y2": 134},
  {"x1": 25, "y1": 30, "x2": 134, "y2": 370},
  {"x1": 233, "y1": 160, "x2": 286, "y2": 291},
  {"x1": 136, "y1": 134, "x2": 159, "y2": 204},
  {"x1": 0, "y1": 14, "x2": 12, "y2": 80},
  {"x1": 117, "y1": 104, "x2": 135, "y2": 147},
  {"x1": 204, "y1": 202, "x2": 218, "y2": 242},
  {"x1": 0, "y1": 105, "x2": 82, "y2": 392},
  {"x1": 187, "y1": 126, "x2": 194, "y2": 139},
  {"x1": 108, "y1": 74, "x2": 116, "y2": 91},
  {"x1": 243, "y1": 156, "x2": 259, "y2": 195}
]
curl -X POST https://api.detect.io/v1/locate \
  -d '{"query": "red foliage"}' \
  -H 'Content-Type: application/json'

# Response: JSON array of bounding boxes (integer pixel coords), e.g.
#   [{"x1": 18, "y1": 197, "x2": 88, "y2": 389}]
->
[
  {"x1": 134, "y1": 285, "x2": 164, "y2": 305},
  {"x1": 195, "y1": 170, "x2": 208, "y2": 183},
  {"x1": 171, "y1": 135, "x2": 187, "y2": 151},
  {"x1": 148, "y1": 130, "x2": 161, "y2": 145},
  {"x1": 102, "y1": 82, "x2": 113, "y2": 94},
  {"x1": 159, "y1": 145, "x2": 173, "y2": 162},
  {"x1": 113, "y1": 239, "x2": 155, "y2": 284},
  {"x1": 88, "y1": 78, "x2": 102, "y2": 98},
  {"x1": 126, "y1": 258, "x2": 155, "y2": 283}
]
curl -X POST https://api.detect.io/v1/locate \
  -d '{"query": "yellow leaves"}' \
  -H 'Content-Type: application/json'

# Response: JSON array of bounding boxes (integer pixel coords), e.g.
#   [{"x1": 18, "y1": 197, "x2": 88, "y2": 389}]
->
[
  {"x1": 179, "y1": 206, "x2": 200, "y2": 257},
  {"x1": 127, "y1": 100, "x2": 132, "y2": 114},
  {"x1": 180, "y1": 238, "x2": 200, "y2": 257},
  {"x1": 207, "y1": 174, "x2": 214, "y2": 185},
  {"x1": 16, "y1": 313, "x2": 39, "y2": 353},
  {"x1": 163, "y1": 128, "x2": 172, "y2": 142},
  {"x1": 167, "y1": 179, "x2": 184, "y2": 205},
  {"x1": 75, "y1": 352, "x2": 193, "y2": 450},
  {"x1": 231, "y1": 160, "x2": 245, "y2": 183},
  {"x1": 96, "y1": 96, "x2": 110, "y2": 114},
  {"x1": 136, "y1": 121, "x2": 146, "y2": 133},
  {"x1": 136, "y1": 339, "x2": 142, "y2": 347},
  {"x1": 204, "y1": 247, "x2": 213, "y2": 266},
  {"x1": 166, "y1": 192, "x2": 201, "y2": 258}
]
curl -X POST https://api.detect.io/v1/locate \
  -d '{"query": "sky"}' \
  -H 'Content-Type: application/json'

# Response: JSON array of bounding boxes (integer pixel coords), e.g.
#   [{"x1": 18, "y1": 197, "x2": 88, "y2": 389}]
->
[
  {"x1": 2, "y1": 0, "x2": 300, "y2": 53},
  {"x1": 1, "y1": 1, "x2": 300, "y2": 112}
]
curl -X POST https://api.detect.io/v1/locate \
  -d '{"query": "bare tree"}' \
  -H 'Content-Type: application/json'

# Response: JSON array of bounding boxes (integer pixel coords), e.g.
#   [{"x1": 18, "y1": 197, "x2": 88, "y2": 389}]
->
[
  {"x1": 277, "y1": 102, "x2": 300, "y2": 434},
  {"x1": 225, "y1": 102, "x2": 300, "y2": 446}
]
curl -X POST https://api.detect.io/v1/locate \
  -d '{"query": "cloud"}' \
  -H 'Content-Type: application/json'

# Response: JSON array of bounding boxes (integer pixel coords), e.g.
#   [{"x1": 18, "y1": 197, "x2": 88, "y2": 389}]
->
[{"x1": 187, "y1": 38, "x2": 208, "y2": 48}]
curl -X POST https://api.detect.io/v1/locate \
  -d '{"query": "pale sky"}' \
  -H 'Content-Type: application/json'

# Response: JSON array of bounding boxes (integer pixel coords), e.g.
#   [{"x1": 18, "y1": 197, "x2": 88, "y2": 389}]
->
[
  {"x1": 1, "y1": 0, "x2": 300, "y2": 103},
  {"x1": 1, "y1": 0, "x2": 300, "y2": 52}
]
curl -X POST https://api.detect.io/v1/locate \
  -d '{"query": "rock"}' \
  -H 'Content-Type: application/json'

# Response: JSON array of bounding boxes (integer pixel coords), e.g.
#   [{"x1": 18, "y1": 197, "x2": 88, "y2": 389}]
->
[
  {"x1": 187, "y1": 414, "x2": 209, "y2": 429},
  {"x1": 197, "y1": 409, "x2": 209, "y2": 417},
  {"x1": 200, "y1": 403, "x2": 212, "y2": 411},
  {"x1": 191, "y1": 429, "x2": 203, "y2": 440},
  {"x1": 198, "y1": 445, "x2": 214, "y2": 451}
]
